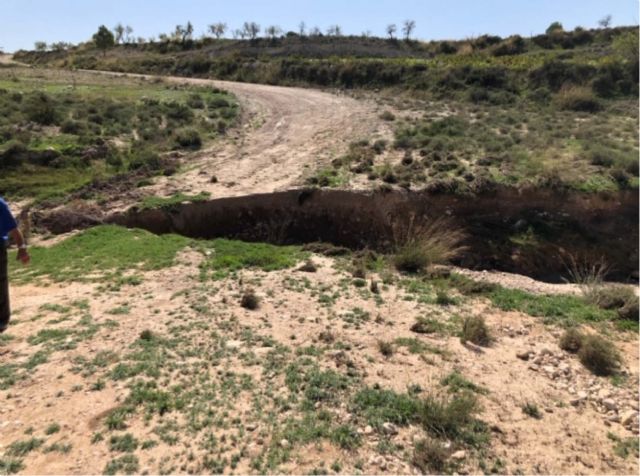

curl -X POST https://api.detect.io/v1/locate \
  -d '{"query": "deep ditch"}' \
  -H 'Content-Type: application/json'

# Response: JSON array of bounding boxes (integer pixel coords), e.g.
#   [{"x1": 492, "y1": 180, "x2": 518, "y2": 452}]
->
[{"x1": 69, "y1": 187, "x2": 638, "y2": 283}]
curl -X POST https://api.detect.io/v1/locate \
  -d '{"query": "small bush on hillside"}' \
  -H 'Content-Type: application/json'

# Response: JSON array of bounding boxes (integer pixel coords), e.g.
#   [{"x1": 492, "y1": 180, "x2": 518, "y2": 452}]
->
[
  {"x1": 588, "y1": 285, "x2": 637, "y2": 313},
  {"x1": 460, "y1": 316, "x2": 491, "y2": 346},
  {"x1": 559, "y1": 327, "x2": 584, "y2": 353},
  {"x1": 418, "y1": 392, "x2": 480, "y2": 439},
  {"x1": 25, "y1": 92, "x2": 58, "y2": 125},
  {"x1": 240, "y1": 289, "x2": 259, "y2": 310},
  {"x1": 186, "y1": 93, "x2": 205, "y2": 109},
  {"x1": 380, "y1": 110, "x2": 395, "y2": 121},
  {"x1": 377, "y1": 340, "x2": 394, "y2": 358},
  {"x1": 174, "y1": 128, "x2": 202, "y2": 149},
  {"x1": 128, "y1": 148, "x2": 162, "y2": 171},
  {"x1": 554, "y1": 86, "x2": 601, "y2": 112},
  {"x1": 393, "y1": 216, "x2": 466, "y2": 273},
  {"x1": 578, "y1": 334, "x2": 620, "y2": 376},
  {"x1": 412, "y1": 438, "x2": 449, "y2": 473}
]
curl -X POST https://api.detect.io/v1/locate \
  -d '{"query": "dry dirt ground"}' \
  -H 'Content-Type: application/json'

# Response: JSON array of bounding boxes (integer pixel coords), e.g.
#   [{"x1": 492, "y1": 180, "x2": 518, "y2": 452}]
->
[
  {"x1": 1, "y1": 72, "x2": 638, "y2": 475},
  {"x1": 1, "y1": 250, "x2": 638, "y2": 475}
]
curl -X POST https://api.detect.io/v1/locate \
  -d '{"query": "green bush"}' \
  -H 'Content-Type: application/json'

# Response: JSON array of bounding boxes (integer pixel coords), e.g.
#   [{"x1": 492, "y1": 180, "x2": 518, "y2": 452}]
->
[
  {"x1": 174, "y1": 128, "x2": 202, "y2": 149},
  {"x1": 24, "y1": 92, "x2": 58, "y2": 125}
]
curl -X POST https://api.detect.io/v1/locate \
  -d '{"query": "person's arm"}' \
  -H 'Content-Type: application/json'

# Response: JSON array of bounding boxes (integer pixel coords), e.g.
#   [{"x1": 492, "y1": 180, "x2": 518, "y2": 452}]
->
[{"x1": 8, "y1": 228, "x2": 30, "y2": 264}]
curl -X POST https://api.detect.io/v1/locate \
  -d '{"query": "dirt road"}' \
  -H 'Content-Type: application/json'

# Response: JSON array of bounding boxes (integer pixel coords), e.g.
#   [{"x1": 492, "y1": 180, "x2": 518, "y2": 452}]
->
[{"x1": 87, "y1": 70, "x2": 390, "y2": 199}]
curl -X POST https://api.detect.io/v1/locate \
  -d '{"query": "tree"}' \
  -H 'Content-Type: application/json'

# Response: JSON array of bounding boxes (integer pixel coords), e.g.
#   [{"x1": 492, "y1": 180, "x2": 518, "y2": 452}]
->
[
  {"x1": 175, "y1": 22, "x2": 193, "y2": 43},
  {"x1": 34, "y1": 41, "x2": 47, "y2": 52},
  {"x1": 243, "y1": 22, "x2": 260, "y2": 40},
  {"x1": 598, "y1": 15, "x2": 612, "y2": 28},
  {"x1": 208, "y1": 22, "x2": 227, "y2": 38},
  {"x1": 265, "y1": 25, "x2": 282, "y2": 39},
  {"x1": 386, "y1": 23, "x2": 397, "y2": 40},
  {"x1": 402, "y1": 19, "x2": 416, "y2": 40},
  {"x1": 125, "y1": 25, "x2": 134, "y2": 43},
  {"x1": 309, "y1": 26, "x2": 321, "y2": 36},
  {"x1": 92, "y1": 25, "x2": 115, "y2": 55},
  {"x1": 546, "y1": 21, "x2": 563, "y2": 34},
  {"x1": 113, "y1": 23, "x2": 125, "y2": 44},
  {"x1": 326, "y1": 25, "x2": 342, "y2": 36},
  {"x1": 298, "y1": 21, "x2": 306, "y2": 36},
  {"x1": 50, "y1": 41, "x2": 70, "y2": 52}
]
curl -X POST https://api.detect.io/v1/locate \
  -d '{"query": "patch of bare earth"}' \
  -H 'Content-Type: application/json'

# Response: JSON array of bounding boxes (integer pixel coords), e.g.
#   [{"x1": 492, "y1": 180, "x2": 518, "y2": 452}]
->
[{"x1": 1, "y1": 251, "x2": 638, "y2": 474}]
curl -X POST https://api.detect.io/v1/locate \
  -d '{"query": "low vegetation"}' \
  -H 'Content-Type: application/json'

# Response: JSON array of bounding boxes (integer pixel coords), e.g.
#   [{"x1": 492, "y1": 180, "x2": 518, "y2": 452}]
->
[{"x1": 0, "y1": 68, "x2": 237, "y2": 200}]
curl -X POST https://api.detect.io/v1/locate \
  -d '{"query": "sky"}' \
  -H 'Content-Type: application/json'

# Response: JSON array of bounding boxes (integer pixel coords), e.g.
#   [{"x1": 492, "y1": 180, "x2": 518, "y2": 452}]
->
[{"x1": 1, "y1": 0, "x2": 638, "y2": 52}]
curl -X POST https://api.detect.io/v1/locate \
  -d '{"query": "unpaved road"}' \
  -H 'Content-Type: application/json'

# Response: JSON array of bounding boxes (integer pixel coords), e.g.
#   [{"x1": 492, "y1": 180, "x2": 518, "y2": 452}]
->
[{"x1": 85, "y1": 70, "x2": 390, "y2": 199}]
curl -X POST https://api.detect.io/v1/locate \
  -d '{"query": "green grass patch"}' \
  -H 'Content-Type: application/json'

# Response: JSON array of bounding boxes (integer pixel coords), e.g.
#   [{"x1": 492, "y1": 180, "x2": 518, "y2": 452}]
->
[
  {"x1": 200, "y1": 239, "x2": 306, "y2": 278},
  {"x1": 138, "y1": 192, "x2": 210, "y2": 210},
  {"x1": 10, "y1": 225, "x2": 191, "y2": 284},
  {"x1": 488, "y1": 287, "x2": 616, "y2": 324}
]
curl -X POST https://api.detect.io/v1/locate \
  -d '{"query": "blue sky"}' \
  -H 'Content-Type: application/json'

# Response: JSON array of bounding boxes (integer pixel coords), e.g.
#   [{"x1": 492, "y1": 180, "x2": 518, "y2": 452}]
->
[{"x1": 1, "y1": 0, "x2": 637, "y2": 52}]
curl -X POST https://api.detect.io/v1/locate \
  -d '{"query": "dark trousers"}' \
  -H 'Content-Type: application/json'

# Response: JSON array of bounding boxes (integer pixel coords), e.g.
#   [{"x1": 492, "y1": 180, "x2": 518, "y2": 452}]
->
[{"x1": 0, "y1": 242, "x2": 9, "y2": 330}]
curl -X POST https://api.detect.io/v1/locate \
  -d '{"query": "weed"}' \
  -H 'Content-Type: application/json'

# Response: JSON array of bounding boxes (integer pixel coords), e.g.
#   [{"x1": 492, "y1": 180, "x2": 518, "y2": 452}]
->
[
  {"x1": 6, "y1": 438, "x2": 44, "y2": 457},
  {"x1": 103, "y1": 454, "x2": 139, "y2": 475},
  {"x1": 460, "y1": 316, "x2": 492, "y2": 346},
  {"x1": 578, "y1": 334, "x2": 621, "y2": 376},
  {"x1": 559, "y1": 327, "x2": 584, "y2": 353},
  {"x1": 393, "y1": 216, "x2": 465, "y2": 273},
  {"x1": 412, "y1": 438, "x2": 449, "y2": 473},
  {"x1": 45, "y1": 422, "x2": 61, "y2": 435},
  {"x1": 109, "y1": 433, "x2": 139, "y2": 452},
  {"x1": 352, "y1": 387, "x2": 421, "y2": 427},
  {"x1": 608, "y1": 432, "x2": 639, "y2": 459},
  {"x1": 330, "y1": 424, "x2": 362, "y2": 449},
  {"x1": 377, "y1": 340, "x2": 395, "y2": 358},
  {"x1": 410, "y1": 316, "x2": 443, "y2": 334},
  {"x1": 521, "y1": 402, "x2": 542, "y2": 419},
  {"x1": 0, "y1": 458, "x2": 24, "y2": 475},
  {"x1": 441, "y1": 371, "x2": 488, "y2": 395}
]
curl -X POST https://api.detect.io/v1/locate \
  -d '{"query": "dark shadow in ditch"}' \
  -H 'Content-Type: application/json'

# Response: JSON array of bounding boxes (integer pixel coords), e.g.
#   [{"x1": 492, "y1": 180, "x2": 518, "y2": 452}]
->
[{"x1": 92, "y1": 187, "x2": 639, "y2": 283}]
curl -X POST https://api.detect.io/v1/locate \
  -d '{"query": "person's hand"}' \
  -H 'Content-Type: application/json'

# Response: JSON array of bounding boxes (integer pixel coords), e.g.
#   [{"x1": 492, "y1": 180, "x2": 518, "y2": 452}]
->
[{"x1": 17, "y1": 248, "x2": 30, "y2": 265}]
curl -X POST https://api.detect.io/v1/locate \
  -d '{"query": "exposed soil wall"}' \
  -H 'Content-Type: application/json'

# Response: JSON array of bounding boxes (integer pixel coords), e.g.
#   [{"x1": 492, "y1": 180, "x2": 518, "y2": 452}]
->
[{"x1": 105, "y1": 187, "x2": 639, "y2": 282}]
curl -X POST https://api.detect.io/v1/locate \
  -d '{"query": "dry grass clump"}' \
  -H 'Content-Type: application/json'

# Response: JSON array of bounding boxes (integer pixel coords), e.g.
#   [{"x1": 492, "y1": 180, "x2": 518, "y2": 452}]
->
[
  {"x1": 412, "y1": 438, "x2": 449, "y2": 473},
  {"x1": 377, "y1": 340, "x2": 395, "y2": 358},
  {"x1": 578, "y1": 334, "x2": 621, "y2": 376},
  {"x1": 392, "y1": 215, "x2": 466, "y2": 273},
  {"x1": 554, "y1": 86, "x2": 601, "y2": 112},
  {"x1": 559, "y1": 327, "x2": 584, "y2": 353},
  {"x1": 460, "y1": 316, "x2": 492, "y2": 346}
]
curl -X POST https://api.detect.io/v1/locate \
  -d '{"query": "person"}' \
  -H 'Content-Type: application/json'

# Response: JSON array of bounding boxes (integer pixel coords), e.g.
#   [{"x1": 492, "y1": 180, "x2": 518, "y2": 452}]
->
[{"x1": 0, "y1": 197, "x2": 30, "y2": 333}]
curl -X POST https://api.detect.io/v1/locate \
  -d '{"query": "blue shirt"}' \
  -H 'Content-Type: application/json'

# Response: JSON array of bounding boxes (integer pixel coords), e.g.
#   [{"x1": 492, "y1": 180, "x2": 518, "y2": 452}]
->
[{"x1": 0, "y1": 198, "x2": 18, "y2": 241}]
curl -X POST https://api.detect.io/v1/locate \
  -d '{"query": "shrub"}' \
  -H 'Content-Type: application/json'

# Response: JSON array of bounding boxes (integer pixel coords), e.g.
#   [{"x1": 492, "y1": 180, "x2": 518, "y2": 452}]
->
[
  {"x1": 418, "y1": 392, "x2": 480, "y2": 440},
  {"x1": 554, "y1": 86, "x2": 601, "y2": 112},
  {"x1": 25, "y1": 92, "x2": 58, "y2": 125},
  {"x1": 411, "y1": 317, "x2": 441, "y2": 334},
  {"x1": 460, "y1": 316, "x2": 491, "y2": 346},
  {"x1": 578, "y1": 334, "x2": 620, "y2": 376},
  {"x1": 589, "y1": 285, "x2": 637, "y2": 313},
  {"x1": 377, "y1": 340, "x2": 394, "y2": 358},
  {"x1": 128, "y1": 148, "x2": 162, "y2": 171},
  {"x1": 393, "y1": 216, "x2": 466, "y2": 273},
  {"x1": 174, "y1": 128, "x2": 202, "y2": 149},
  {"x1": 559, "y1": 327, "x2": 584, "y2": 353},
  {"x1": 240, "y1": 290, "x2": 259, "y2": 310},
  {"x1": 522, "y1": 402, "x2": 542, "y2": 419},
  {"x1": 380, "y1": 110, "x2": 395, "y2": 121},
  {"x1": 186, "y1": 93, "x2": 204, "y2": 109},
  {"x1": 412, "y1": 438, "x2": 449, "y2": 473}
]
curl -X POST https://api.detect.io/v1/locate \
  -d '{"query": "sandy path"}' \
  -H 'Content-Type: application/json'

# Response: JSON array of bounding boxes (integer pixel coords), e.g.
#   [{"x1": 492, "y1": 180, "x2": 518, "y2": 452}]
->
[{"x1": 84, "y1": 70, "x2": 388, "y2": 199}]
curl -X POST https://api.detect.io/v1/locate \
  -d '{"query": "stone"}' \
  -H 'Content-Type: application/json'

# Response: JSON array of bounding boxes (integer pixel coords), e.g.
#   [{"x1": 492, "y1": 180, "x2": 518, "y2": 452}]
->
[
  {"x1": 602, "y1": 399, "x2": 618, "y2": 411},
  {"x1": 607, "y1": 414, "x2": 620, "y2": 423},
  {"x1": 451, "y1": 450, "x2": 466, "y2": 460},
  {"x1": 516, "y1": 350, "x2": 531, "y2": 361},
  {"x1": 382, "y1": 422, "x2": 398, "y2": 436},
  {"x1": 245, "y1": 423, "x2": 257, "y2": 432},
  {"x1": 279, "y1": 439, "x2": 290, "y2": 449},
  {"x1": 528, "y1": 364, "x2": 539, "y2": 372},
  {"x1": 621, "y1": 410, "x2": 637, "y2": 426},
  {"x1": 363, "y1": 425, "x2": 374, "y2": 435}
]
